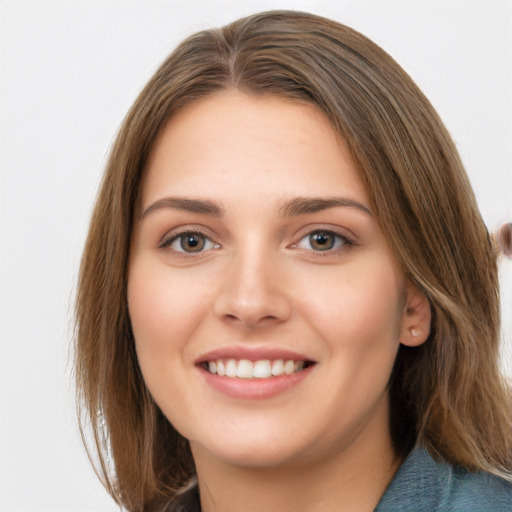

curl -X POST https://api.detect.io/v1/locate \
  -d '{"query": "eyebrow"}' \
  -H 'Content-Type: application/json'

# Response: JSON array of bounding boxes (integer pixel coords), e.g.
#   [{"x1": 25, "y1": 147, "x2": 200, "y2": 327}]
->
[
  {"x1": 278, "y1": 196, "x2": 372, "y2": 217},
  {"x1": 141, "y1": 197, "x2": 224, "y2": 219},
  {"x1": 140, "y1": 195, "x2": 372, "y2": 220}
]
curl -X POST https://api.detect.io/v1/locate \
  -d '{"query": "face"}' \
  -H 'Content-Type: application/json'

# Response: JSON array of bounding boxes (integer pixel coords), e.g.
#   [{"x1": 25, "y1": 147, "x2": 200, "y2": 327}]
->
[{"x1": 128, "y1": 90, "x2": 418, "y2": 469}]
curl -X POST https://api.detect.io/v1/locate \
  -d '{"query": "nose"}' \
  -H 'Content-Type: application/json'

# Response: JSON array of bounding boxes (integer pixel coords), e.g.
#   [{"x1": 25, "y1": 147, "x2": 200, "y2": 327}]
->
[{"x1": 213, "y1": 247, "x2": 292, "y2": 329}]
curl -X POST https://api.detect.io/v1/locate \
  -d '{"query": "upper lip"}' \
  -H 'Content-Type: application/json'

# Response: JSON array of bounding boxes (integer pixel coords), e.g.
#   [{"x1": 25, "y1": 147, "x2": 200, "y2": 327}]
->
[{"x1": 195, "y1": 345, "x2": 315, "y2": 364}]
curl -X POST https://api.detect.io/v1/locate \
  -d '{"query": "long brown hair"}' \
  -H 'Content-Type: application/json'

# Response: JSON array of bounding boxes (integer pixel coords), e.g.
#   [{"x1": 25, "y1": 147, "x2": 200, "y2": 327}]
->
[{"x1": 75, "y1": 10, "x2": 512, "y2": 511}]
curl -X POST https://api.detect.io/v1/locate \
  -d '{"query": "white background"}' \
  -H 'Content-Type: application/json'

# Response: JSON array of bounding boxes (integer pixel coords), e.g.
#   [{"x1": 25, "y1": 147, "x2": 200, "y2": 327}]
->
[{"x1": 1, "y1": 1, "x2": 511, "y2": 510}]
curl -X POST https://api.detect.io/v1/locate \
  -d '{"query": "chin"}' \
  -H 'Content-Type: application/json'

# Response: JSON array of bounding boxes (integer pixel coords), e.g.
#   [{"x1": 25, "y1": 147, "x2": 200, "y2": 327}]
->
[{"x1": 189, "y1": 426, "x2": 314, "y2": 469}]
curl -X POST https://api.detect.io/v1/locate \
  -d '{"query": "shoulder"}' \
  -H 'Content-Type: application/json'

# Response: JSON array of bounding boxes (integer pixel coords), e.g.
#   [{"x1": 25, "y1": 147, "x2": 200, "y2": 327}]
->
[{"x1": 376, "y1": 447, "x2": 512, "y2": 512}]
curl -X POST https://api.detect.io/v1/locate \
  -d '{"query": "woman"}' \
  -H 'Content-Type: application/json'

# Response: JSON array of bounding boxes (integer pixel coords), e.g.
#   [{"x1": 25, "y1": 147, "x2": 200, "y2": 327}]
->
[{"x1": 75, "y1": 10, "x2": 512, "y2": 511}]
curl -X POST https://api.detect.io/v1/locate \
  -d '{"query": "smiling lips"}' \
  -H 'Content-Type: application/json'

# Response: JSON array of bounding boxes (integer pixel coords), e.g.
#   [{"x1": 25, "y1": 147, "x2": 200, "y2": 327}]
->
[
  {"x1": 204, "y1": 359, "x2": 308, "y2": 379},
  {"x1": 197, "y1": 350, "x2": 315, "y2": 399}
]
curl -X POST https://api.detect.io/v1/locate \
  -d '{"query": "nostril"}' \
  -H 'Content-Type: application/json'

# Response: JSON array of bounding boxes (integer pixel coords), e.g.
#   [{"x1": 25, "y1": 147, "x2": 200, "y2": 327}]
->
[
  {"x1": 214, "y1": 282, "x2": 292, "y2": 327},
  {"x1": 223, "y1": 313, "x2": 280, "y2": 328}
]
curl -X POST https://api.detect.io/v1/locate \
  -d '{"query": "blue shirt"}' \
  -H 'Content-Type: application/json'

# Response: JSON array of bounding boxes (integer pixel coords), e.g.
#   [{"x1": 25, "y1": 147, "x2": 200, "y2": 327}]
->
[
  {"x1": 376, "y1": 447, "x2": 512, "y2": 511},
  {"x1": 172, "y1": 447, "x2": 512, "y2": 511}
]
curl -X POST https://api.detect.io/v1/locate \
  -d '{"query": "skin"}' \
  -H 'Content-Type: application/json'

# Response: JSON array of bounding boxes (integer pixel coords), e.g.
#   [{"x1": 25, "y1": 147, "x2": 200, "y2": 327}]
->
[{"x1": 128, "y1": 90, "x2": 430, "y2": 512}]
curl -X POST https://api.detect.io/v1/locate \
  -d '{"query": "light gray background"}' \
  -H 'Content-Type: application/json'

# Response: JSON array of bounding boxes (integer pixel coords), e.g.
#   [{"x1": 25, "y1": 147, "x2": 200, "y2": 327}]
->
[{"x1": 1, "y1": 1, "x2": 511, "y2": 510}]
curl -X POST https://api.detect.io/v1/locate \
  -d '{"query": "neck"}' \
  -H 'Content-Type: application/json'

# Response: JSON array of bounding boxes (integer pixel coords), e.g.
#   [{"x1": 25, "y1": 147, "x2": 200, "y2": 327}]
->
[{"x1": 192, "y1": 424, "x2": 400, "y2": 512}]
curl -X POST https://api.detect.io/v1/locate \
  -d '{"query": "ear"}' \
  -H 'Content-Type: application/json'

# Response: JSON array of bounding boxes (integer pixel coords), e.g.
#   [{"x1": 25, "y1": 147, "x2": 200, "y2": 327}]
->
[{"x1": 399, "y1": 281, "x2": 431, "y2": 347}]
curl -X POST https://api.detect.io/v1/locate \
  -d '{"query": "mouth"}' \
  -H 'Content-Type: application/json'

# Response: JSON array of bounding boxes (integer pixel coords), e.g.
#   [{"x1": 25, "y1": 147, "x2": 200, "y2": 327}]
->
[{"x1": 200, "y1": 358, "x2": 315, "y2": 379}]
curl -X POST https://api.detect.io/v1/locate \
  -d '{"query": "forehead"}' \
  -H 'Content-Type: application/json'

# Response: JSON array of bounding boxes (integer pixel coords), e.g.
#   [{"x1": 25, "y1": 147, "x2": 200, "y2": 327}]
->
[{"x1": 141, "y1": 90, "x2": 368, "y2": 209}]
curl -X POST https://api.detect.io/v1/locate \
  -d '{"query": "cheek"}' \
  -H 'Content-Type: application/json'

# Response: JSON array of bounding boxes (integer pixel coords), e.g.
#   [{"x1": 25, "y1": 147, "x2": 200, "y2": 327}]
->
[
  {"x1": 127, "y1": 258, "x2": 211, "y2": 366},
  {"x1": 301, "y1": 258, "x2": 404, "y2": 355},
  {"x1": 305, "y1": 260, "x2": 405, "y2": 424},
  {"x1": 126, "y1": 258, "x2": 215, "y2": 432}
]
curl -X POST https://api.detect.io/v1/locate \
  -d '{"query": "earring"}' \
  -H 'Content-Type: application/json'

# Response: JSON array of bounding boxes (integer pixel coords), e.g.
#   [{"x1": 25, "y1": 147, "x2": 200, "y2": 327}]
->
[{"x1": 410, "y1": 328, "x2": 420, "y2": 337}]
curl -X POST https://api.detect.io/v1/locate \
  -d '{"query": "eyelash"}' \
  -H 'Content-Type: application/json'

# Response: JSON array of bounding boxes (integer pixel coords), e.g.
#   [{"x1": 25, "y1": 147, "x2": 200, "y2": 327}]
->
[
  {"x1": 159, "y1": 228, "x2": 353, "y2": 257},
  {"x1": 159, "y1": 228, "x2": 220, "y2": 255},
  {"x1": 293, "y1": 230, "x2": 353, "y2": 255}
]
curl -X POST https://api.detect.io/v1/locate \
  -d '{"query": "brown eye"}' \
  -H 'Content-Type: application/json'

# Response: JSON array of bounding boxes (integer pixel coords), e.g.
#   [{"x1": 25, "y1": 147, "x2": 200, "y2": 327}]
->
[
  {"x1": 179, "y1": 233, "x2": 206, "y2": 252},
  {"x1": 295, "y1": 230, "x2": 349, "y2": 253},
  {"x1": 162, "y1": 231, "x2": 218, "y2": 253},
  {"x1": 309, "y1": 231, "x2": 336, "y2": 251}
]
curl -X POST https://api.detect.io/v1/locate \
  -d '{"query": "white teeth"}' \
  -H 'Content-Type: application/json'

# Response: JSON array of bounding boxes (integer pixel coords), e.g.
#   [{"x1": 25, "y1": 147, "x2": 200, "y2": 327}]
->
[
  {"x1": 253, "y1": 360, "x2": 272, "y2": 378},
  {"x1": 205, "y1": 358, "x2": 308, "y2": 378},
  {"x1": 237, "y1": 359, "x2": 253, "y2": 379},
  {"x1": 226, "y1": 359, "x2": 237, "y2": 377},
  {"x1": 284, "y1": 360, "x2": 295, "y2": 375},
  {"x1": 271, "y1": 359, "x2": 284, "y2": 376}
]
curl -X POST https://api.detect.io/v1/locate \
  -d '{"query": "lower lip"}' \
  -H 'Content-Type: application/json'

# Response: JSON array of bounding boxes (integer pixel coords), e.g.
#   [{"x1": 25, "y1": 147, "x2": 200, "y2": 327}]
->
[{"x1": 199, "y1": 365, "x2": 314, "y2": 400}]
